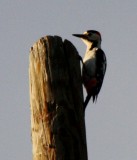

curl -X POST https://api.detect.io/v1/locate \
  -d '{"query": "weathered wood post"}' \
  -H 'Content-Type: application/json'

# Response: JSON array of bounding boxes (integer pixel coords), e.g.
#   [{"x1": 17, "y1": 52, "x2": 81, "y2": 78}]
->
[{"x1": 29, "y1": 36, "x2": 88, "y2": 160}]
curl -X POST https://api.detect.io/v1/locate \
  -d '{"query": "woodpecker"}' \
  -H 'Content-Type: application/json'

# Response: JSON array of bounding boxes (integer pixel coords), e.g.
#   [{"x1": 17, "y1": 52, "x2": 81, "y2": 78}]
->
[{"x1": 73, "y1": 30, "x2": 107, "y2": 109}]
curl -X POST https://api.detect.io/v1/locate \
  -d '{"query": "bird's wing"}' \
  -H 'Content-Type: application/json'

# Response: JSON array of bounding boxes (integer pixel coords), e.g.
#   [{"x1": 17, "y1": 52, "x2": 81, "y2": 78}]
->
[{"x1": 95, "y1": 48, "x2": 107, "y2": 95}]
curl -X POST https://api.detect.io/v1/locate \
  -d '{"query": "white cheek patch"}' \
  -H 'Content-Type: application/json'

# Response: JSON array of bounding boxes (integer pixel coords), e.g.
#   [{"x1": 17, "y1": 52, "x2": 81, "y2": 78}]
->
[{"x1": 82, "y1": 39, "x2": 92, "y2": 51}]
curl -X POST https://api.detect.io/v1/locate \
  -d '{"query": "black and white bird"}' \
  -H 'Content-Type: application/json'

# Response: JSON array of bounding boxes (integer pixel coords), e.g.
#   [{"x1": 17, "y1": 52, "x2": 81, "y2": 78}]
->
[{"x1": 73, "y1": 30, "x2": 107, "y2": 109}]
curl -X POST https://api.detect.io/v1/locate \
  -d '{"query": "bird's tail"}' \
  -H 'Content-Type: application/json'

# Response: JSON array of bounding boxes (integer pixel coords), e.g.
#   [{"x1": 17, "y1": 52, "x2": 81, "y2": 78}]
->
[{"x1": 84, "y1": 94, "x2": 92, "y2": 110}]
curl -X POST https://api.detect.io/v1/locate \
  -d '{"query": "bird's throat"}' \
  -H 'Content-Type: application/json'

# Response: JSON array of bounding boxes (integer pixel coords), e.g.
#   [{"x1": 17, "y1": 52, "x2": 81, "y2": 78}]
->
[{"x1": 82, "y1": 39, "x2": 101, "y2": 51}]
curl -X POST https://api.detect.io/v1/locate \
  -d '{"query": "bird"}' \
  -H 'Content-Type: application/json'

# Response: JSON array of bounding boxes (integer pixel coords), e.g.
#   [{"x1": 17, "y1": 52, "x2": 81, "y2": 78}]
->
[{"x1": 72, "y1": 30, "x2": 107, "y2": 109}]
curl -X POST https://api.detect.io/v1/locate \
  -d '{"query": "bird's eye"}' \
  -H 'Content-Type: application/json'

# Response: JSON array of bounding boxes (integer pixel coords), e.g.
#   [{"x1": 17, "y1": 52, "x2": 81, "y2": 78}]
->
[{"x1": 88, "y1": 33, "x2": 92, "y2": 36}]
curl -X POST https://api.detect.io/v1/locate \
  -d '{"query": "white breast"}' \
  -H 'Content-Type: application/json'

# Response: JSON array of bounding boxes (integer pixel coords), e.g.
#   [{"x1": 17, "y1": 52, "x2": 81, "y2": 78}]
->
[{"x1": 83, "y1": 49, "x2": 97, "y2": 76}]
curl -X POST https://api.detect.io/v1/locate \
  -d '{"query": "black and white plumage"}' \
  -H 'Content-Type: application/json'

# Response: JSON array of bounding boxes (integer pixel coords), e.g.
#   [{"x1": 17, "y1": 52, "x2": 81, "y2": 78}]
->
[{"x1": 73, "y1": 30, "x2": 107, "y2": 109}]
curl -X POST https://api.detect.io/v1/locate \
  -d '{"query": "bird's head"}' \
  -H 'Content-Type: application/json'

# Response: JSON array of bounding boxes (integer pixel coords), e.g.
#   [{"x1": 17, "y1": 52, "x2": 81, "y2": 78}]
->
[{"x1": 73, "y1": 30, "x2": 102, "y2": 49}]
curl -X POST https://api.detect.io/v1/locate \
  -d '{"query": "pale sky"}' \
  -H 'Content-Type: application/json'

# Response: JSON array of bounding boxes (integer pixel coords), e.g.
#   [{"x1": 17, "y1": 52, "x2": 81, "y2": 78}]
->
[{"x1": 0, "y1": 1, "x2": 137, "y2": 160}]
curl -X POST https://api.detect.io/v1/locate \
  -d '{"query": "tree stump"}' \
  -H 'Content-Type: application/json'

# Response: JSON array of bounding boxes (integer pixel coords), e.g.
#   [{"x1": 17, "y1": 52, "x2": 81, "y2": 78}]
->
[{"x1": 29, "y1": 36, "x2": 88, "y2": 160}]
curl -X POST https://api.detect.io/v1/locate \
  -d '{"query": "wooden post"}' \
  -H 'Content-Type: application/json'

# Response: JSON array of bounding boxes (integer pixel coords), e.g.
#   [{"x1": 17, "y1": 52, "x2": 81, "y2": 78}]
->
[{"x1": 29, "y1": 36, "x2": 88, "y2": 160}]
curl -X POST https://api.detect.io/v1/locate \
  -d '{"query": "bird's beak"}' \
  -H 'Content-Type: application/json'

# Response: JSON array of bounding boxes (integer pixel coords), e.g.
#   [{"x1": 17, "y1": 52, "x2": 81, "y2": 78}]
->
[{"x1": 72, "y1": 34, "x2": 87, "y2": 39}]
